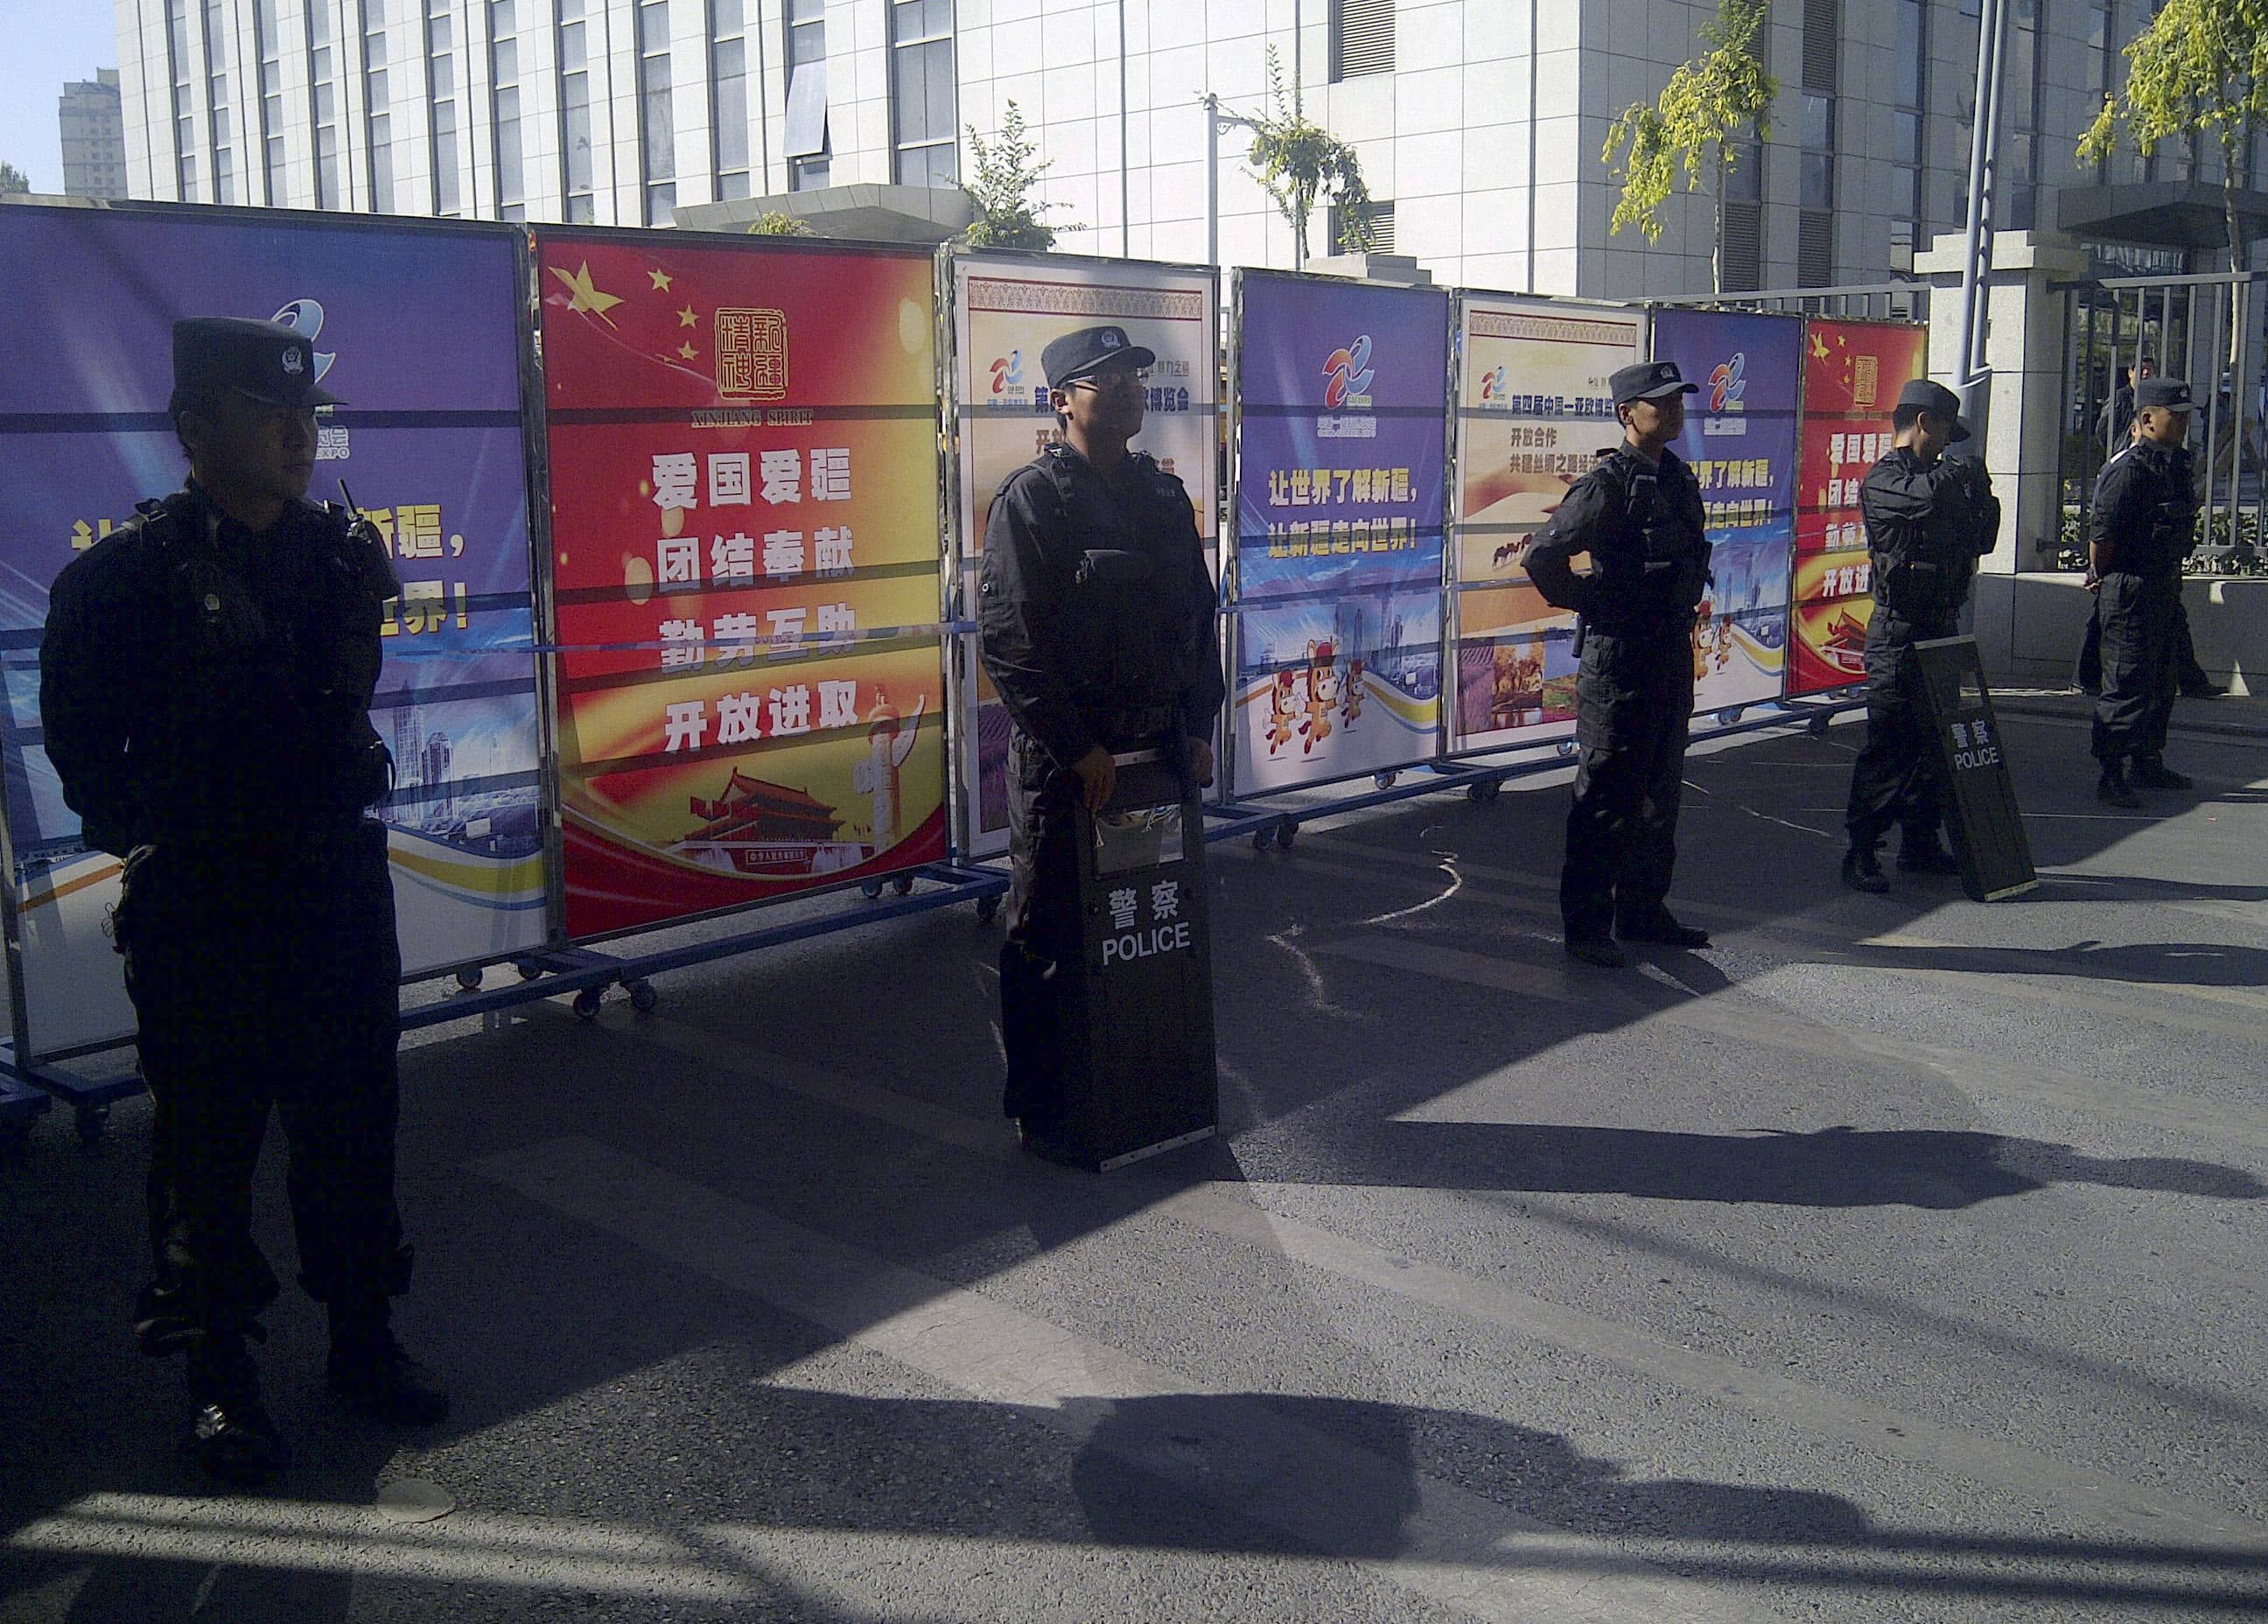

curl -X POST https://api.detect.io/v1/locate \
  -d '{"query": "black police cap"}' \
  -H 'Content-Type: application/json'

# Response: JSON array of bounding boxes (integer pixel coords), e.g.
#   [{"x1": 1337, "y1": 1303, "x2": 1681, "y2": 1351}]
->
[
  {"x1": 1610, "y1": 360, "x2": 1698, "y2": 404},
  {"x1": 1041, "y1": 325, "x2": 1157, "y2": 390},
  {"x1": 171, "y1": 316, "x2": 344, "y2": 415},
  {"x1": 1894, "y1": 377, "x2": 1971, "y2": 443},
  {"x1": 2136, "y1": 376, "x2": 2194, "y2": 411}
]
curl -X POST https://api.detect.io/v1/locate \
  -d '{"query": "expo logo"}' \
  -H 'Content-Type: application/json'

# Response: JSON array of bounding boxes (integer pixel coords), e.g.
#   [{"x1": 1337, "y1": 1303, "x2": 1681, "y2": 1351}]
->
[
  {"x1": 270, "y1": 298, "x2": 339, "y2": 384},
  {"x1": 1478, "y1": 365, "x2": 1508, "y2": 402},
  {"x1": 990, "y1": 349, "x2": 1025, "y2": 397},
  {"x1": 1710, "y1": 352, "x2": 1747, "y2": 414},
  {"x1": 1322, "y1": 334, "x2": 1376, "y2": 410}
]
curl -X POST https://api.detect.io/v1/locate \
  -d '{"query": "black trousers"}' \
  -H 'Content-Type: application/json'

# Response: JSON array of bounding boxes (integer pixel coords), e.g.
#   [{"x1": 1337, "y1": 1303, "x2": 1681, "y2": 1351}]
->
[
  {"x1": 1561, "y1": 627, "x2": 1694, "y2": 941},
  {"x1": 999, "y1": 731, "x2": 1081, "y2": 1127},
  {"x1": 2076, "y1": 592, "x2": 2208, "y2": 691},
  {"x1": 119, "y1": 822, "x2": 410, "y2": 1353},
  {"x1": 1844, "y1": 610, "x2": 1952, "y2": 852},
  {"x1": 2092, "y1": 570, "x2": 2180, "y2": 765}
]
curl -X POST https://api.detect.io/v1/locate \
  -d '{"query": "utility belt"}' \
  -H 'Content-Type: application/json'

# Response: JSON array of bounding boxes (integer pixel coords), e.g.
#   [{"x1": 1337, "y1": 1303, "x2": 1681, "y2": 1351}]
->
[{"x1": 1090, "y1": 704, "x2": 1181, "y2": 751}]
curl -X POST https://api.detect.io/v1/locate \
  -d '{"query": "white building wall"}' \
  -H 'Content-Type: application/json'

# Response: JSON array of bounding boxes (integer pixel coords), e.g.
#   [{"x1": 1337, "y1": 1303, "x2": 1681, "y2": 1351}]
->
[{"x1": 115, "y1": 0, "x2": 2194, "y2": 298}]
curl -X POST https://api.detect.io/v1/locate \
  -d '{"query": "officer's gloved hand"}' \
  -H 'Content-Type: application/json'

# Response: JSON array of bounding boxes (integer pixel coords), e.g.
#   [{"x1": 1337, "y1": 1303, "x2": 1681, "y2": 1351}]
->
[
  {"x1": 1073, "y1": 746, "x2": 1116, "y2": 811},
  {"x1": 1186, "y1": 737, "x2": 1215, "y2": 789}
]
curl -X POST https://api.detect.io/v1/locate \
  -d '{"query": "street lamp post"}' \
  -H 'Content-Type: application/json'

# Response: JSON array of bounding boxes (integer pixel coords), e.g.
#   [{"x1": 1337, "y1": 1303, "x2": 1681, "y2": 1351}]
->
[
  {"x1": 1203, "y1": 93, "x2": 1259, "y2": 270},
  {"x1": 1955, "y1": 0, "x2": 2012, "y2": 445}
]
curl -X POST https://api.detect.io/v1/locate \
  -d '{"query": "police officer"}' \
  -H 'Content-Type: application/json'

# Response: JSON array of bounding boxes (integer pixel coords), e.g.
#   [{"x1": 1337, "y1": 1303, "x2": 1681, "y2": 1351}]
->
[
  {"x1": 1839, "y1": 379, "x2": 2001, "y2": 892},
  {"x1": 2090, "y1": 374, "x2": 2200, "y2": 807},
  {"x1": 1525, "y1": 360, "x2": 1714, "y2": 970},
  {"x1": 39, "y1": 318, "x2": 445, "y2": 1480},
  {"x1": 977, "y1": 326, "x2": 1224, "y2": 1158}
]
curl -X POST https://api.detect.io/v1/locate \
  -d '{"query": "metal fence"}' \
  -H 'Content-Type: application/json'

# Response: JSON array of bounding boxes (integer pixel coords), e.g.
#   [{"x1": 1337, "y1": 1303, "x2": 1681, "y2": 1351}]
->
[
  {"x1": 2060, "y1": 269, "x2": 2267, "y2": 575},
  {"x1": 1657, "y1": 280, "x2": 1932, "y2": 323}
]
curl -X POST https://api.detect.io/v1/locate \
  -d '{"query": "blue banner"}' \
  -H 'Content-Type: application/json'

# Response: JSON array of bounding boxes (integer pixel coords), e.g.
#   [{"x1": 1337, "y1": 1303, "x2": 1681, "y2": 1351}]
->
[
  {"x1": 1230, "y1": 274, "x2": 1449, "y2": 792},
  {"x1": 0, "y1": 205, "x2": 546, "y2": 1054}
]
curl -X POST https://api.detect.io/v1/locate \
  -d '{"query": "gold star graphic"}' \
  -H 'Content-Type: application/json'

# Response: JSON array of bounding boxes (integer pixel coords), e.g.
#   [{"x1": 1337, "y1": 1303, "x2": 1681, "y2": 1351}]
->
[
  {"x1": 677, "y1": 341, "x2": 697, "y2": 360},
  {"x1": 1810, "y1": 332, "x2": 1830, "y2": 360},
  {"x1": 650, "y1": 269, "x2": 674, "y2": 291},
  {"x1": 550, "y1": 261, "x2": 624, "y2": 326},
  {"x1": 678, "y1": 306, "x2": 699, "y2": 328}
]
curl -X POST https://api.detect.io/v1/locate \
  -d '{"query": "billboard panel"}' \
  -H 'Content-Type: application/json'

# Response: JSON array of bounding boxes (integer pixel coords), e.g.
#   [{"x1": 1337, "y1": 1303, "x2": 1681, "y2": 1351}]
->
[
  {"x1": 1228, "y1": 273, "x2": 1449, "y2": 793},
  {"x1": 536, "y1": 230, "x2": 947, "y2": 939},
  {"x1": 1791, "y1": 320, "x2": 1929, "y2": 695},
  {"x1": 1449, "y1": 298, "x2": 1642, "y2": 751},
  {"x1": 948, "y1": 253, "x2": 1218, "y2": 853},
  {"x1": 0, "y1": 205, "x2": 544, "y2": 1057}
]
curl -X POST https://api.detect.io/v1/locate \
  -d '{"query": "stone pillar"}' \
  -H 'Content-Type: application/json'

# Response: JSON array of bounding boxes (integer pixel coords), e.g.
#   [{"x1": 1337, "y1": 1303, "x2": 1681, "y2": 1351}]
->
[
  {"x1": 1915, "y1": 228, "x2": 2092, "y2": 575},
  {"x1": 1915, "y1": 228, "x2": 2094, "y2": 684}
]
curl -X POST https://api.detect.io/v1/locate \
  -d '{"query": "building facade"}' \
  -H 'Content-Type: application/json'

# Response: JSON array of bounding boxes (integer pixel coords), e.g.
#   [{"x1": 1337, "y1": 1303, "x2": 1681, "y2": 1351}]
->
[
  {"x1": 60, "y1": 67, "x2": 130, "y2": 200},
  {"x1": 115, "y1": 0, "x2": 2263, "y2": 296}
]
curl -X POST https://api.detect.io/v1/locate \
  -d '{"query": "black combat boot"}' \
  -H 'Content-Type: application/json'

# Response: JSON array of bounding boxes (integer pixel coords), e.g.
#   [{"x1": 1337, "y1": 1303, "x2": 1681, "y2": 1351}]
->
[
  {"x1": 327, "y1": 1306, "x2": 450, "y2": 1426},
  {"x1": 2128, "y1": 756, "x2": 2194, "y2": 790},
  {"x1": 1840, "y1": 845, "x2": 1890, "y2": 893},
  {"x1": 2096, "y1": 760, "x2": 2143, "y2": 808},
  {"x1": 183, "y1": 1328, "x2": 289, "y2": 1481}
]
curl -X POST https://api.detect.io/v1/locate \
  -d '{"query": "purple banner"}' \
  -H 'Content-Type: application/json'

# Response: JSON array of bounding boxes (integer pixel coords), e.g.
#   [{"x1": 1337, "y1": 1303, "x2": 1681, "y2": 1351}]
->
[
  {"x1": 1229, "y1": 274, "x2": 1448, "y2": 793},
  {"x1": 0, "y1": 205, "x2": 546, "y2": 1053}
]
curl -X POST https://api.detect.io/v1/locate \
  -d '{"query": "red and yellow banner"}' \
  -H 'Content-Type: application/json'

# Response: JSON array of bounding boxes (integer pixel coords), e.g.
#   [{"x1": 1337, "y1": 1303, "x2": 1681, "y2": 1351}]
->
[
  {"x1": 536, "y1": 230, "x2": 946, "y2": 938},
  {"x1": 1790, "y1": 318, "x2": 1928, "y2": 694}
]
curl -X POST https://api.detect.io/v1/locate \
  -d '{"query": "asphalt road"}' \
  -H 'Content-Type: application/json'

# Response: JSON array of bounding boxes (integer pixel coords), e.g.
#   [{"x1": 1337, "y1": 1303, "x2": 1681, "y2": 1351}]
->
[{"x1": 4, "y1": 696, "x2": 2265, "y2": 1622}]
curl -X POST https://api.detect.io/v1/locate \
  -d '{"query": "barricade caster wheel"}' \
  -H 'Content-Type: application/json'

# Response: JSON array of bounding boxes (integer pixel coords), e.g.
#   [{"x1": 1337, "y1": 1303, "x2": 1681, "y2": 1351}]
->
[
  {"x1": 1718, "y1": 707, "x2": 1743, "y2": 725},
  {"x1": 892, "y1": 874, "x2": 915, "y2": 896},
  {"x1": 75, "y1": 1103, "x2": 110, "y2": 1150},
  {"x1": 456, "y1": 968, "x2": 484, "y2": 991},
  {"x1": 1468, "y1": 778, "x2": 1501, "y2": 806},
  {"x1": 571, "y1": 988, "x2": 606, "y2": 1021},
  {"x1": 1253, "y1": 830, "x2": 1273, "y2": 852},
  {"x1": 1806, "y1": 714, "x2": 1831, "y2": 738},
  {"x1": 1275, "y1": 822, "x2": 1298, "y2": 851},
  {"x1": 626, "y1": 980, "x2": 659, "y2": 1014},
  {"x1": 859, "y1": 879, "x2": 885, "y2": 900},
  {"x1": 976, "y1": 894, "x2": 1001, "y2": 925},
  {"x1": 1374, "y1": 771, "x2": 1397, "y2": 789},
  {"x1": 514, "y1": 960, "x2": 544, "y2": 981},
  {"x1": 1557, "y1": 739, "x2": 1578, "y2": 759}
]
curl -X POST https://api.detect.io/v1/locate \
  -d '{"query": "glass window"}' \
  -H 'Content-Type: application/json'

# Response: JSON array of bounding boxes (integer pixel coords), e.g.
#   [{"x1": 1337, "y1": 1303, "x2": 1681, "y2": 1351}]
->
[
  {"x1": 363, "y1": 1, "x2": 392, "y2": 212},
  {"x1": 640, "y1": 0, "x2": 674, "y2": 222},
  {"x1": 892, "y1": 1, "x2": 956, "y2": 188},
  {"x1": 712, "y1": 0, "x2": 749, "y2": 197},
  {"x1": 786, "y1": 0, "x2": 828, "y2": 186}
]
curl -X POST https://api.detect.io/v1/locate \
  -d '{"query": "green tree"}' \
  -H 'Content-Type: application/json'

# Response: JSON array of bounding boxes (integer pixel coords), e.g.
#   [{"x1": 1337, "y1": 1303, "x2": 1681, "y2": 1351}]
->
[
  {"x1": 2078, "y1": 0, "x2": 2268, "y2": 281},
  {"x1": 0, "y1": 161, "x2": 32, "y2": 195},
  {"x1": 962, "y1": 101, "x2": 1069, "y2": 250},
  {"x1": 1243, "y1": 46, "x2": 1372, "y2": 264},
  {"x1": 1600, "y1": 0, "x2": 1777, "y2": 295},
  {"x1": 745, "y1": 209, "x2": 813, "y2": 236}
]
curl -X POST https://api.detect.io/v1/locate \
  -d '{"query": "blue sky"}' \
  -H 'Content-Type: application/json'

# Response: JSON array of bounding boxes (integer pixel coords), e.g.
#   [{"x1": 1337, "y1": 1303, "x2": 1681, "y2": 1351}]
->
[{"x1": 2, "y1": 1, "x2": 120, "y2": 192}]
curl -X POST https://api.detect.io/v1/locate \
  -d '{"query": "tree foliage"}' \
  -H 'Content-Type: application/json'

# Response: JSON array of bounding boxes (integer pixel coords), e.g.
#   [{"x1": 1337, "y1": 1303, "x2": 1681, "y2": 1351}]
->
[
  {"x1": 2077, "y1": 0, "x2": 2268, "y2": 268},
  {"x1": 745, "y1": 209, "x2": 813, "y2": 236},
  {"x1": 1243, "y1": 46, "x2": 1372, "y2": 261},
  {"x1": 1601, "y1": 0, "x2": 1776, "y2": 293},
  {"x1": 0, "y1": 160, "x2": 31, "y2": 195},
  {"x1": 962, "y1": 101, "x2": 1069, "y2": 251}
]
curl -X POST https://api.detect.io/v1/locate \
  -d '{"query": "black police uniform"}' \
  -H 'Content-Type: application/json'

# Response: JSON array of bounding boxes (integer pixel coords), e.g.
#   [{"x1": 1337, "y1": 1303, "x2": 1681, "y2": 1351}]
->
[
  {"x1": 2090, "y1": 408, "x2": 2197, "y2": 784},
  {"x1": 43, "y1": 484, "x2": 408, "y2": 1326},
  {"x1": 1844, "y1": 419, "x2": 2000, "y2": 866},
  {"x1": 1524, "y1": 365, "x2": 1712, "y2": 952},
  {"x1": 38, "y1": 317, "x2": 432, "y2": 1470},
  {"x1": 978, "y1": 423, "x2": 1222, "y2": 1132}
]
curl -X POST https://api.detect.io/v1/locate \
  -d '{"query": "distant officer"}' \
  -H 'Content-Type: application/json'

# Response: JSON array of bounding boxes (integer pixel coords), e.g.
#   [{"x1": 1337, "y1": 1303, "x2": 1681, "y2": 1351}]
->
[
  {"x1": 2089, "y1": 375, "x2": 2200, "y2": 806},
  {"x1": 39, "y1": 318, "x2": 446, "y2": 1481},
  {"x1": 1840, "y1": 379, "x2": 2001, "y2": 893},
  {"x1": 977, "y1": 326, "x2": 1225, "y2": 1158},
  {"x1": 1525, "y1": 360, "x2": 1714, "y2": 969}
]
